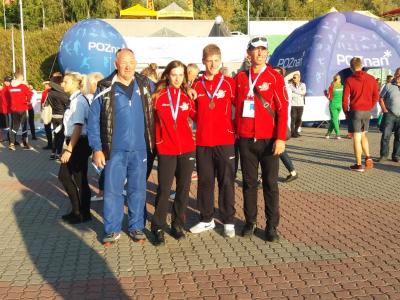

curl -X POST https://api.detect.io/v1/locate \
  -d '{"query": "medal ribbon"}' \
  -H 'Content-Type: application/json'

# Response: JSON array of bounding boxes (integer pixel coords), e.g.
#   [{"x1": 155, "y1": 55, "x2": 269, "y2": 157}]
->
[
  {"x1": 201, "y1": 75, "x2": 225, "y2": 102},
  {"x1": 167, "y1": 86, "x2": 181, "y2": 124},
  {"x1": 247, "y1": 65, "x2": 267, "y2": 98}
]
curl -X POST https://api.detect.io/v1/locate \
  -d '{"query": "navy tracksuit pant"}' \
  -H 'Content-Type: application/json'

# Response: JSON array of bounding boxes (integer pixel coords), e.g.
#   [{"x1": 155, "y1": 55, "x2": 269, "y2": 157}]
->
[{"x1": 103, "y1": 149, "x2": 147, "y2": 234}]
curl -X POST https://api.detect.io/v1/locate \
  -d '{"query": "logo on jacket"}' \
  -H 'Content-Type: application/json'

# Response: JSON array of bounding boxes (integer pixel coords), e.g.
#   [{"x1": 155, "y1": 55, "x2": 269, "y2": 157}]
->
[
  {"x1": 216, "y1": 90, "x2": 226, "y2": 99},
  {"x1": 258, "y1": 82, "x2": 271, "y2": 91},
  {"x1": 180, "y1": 102, "x2": 189, "y2": 111}
]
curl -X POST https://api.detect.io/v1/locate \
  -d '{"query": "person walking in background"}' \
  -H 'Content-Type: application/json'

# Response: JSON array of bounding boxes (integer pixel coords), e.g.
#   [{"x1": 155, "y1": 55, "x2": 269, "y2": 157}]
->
[
  {"x1": 8, "y1": 72, "x2": 33, "y2": 151},
  {"x1": 58, "y1": 72, "x2": 92, "y2": 224},
  {"x1": 151, "y1": 60, "x2": 196, "y2": 246},
  {"x1": 378, "y1": 67, "x2": 400, "y2": 163},
  {"x1": 342, "y1": 57, "x2": 379, "y2": 172},
  {"x1": 289, "y1": 72, "x2": 306, "y2": 138},
  {"x1": 88, "y1": 48, "x2": 155, "y2": 245},
  {"x1": 325, "y1": 74, "x2": 344, "y2": 139},
  {"x1": 47, "y1": 72, "x2": 70, "y2": 160},
  {"x1": 235, "y1": 36, "x2": 288, "y2": 242},
  {"x1": 189, "y1": 44, "x2": 237, "y2": 238},
  {"x1": 40, "y1": 81, "x2": 53, "y2": 149},
  {"x1": 274, "y1": 67, "x2": 298, "y2": 183}
]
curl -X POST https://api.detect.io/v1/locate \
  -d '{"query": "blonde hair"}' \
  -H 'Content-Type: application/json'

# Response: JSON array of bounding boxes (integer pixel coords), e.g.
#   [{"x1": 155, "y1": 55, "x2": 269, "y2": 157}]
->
[
  {"x1": 84, "y1": 72, "x2": 104, "y2": 95},
  {"x1": 141, "y1": 63, "x2": 158, "y2": 82},
  {"x1": 64, "y1": 72, "x2": 87, "y2": 93},
  {"x1": 202, "y1": 44, "x2": 221, "y2": 60},
  {"x1": 332, "y1": 74, "x2": 342, "y2": 88}
]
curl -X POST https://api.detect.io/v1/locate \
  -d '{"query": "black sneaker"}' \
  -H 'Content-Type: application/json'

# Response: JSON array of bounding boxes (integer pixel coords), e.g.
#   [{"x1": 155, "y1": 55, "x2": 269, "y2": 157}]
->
[
  {"x1": 61, "y1": 212, "x2": 75, "y2": 221},
  {"x1": 349, "y1": 164, "x2": 365, "y2": 172},
  {"x1": 152, "y1": 229, "x2": 165, "y2": 246},
  {"x1": 265, "y1": 231, "x2": 280, "y2": 242},
  {"x1": 129, "y1": 229, "x2": 147, "y2": 242},
  {"x1": 170, "y1": 226, "x2": 186, "y2": 240},
  {"x1": 392, "y1": 157, "x2": 399, "y2": 163},
  {"x1": 49, "y1": 154, "x2": 56, "y2": 160},
  {"x1": 241, "y1": 223, "x2": 256, "y2": 237},
  {"x1": 283, "y1": 173, "x2": 298, "y2": 183}
]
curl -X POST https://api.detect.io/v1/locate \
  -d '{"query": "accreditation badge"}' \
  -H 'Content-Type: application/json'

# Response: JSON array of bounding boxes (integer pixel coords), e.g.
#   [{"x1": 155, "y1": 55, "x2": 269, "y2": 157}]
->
[{"x1": 242, "y1": 99, "x2": 255, "y2": 118}]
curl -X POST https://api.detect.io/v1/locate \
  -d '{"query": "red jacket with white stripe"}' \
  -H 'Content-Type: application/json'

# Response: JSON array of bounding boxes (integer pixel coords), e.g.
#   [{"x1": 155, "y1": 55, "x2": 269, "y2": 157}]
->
[
  {"x1": 154, "y1": 87, "x2": 196, "y2": 155},
  {"x1": 235, "y1": 64, "x2": 289, "y2": 140},
  {"x1": 8, "y1": 83, "x2": 33, "y2": 113},
  {"x1": 192, "y1": 73, "x2": 236, "y2": 146}
]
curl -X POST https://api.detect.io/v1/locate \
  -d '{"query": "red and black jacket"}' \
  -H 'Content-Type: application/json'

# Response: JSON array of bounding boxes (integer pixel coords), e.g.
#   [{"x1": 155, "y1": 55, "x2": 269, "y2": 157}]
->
[
  {"x1": 8, "y1": 83, "x2": 33, "y2": 113},
  {"x1": 154, "y1": 87, "x2": 196, "y2": 155},
  {"x1": 235, "y1": 64, "x2": 289, "y2": 141},
  {"x1": 192, "y1": 73, "x2": 236, "y2": 146}
]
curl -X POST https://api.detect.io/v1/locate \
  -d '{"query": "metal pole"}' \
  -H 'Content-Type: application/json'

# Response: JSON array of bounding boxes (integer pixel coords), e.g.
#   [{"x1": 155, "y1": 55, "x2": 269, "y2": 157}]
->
[
  {"x1": 19, "y1": 0, "x2": 27, "y2": 81},
  {"x1": 247, "y1": 0, "x2": 250, "y2": 35},
  {"x1": 2, "y1": 0, "x2": 6, "y2": 29},
  {"x1": 42, "y1": 3, "x2": 45, "y2": 28},
  {"x1": 11, "y1": 24, "x2": 15, "y2": 74}
]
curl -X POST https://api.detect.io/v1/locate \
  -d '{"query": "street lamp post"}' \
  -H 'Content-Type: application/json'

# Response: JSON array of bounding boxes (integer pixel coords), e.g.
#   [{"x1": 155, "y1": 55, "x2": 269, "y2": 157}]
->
[
  {"x1": 2, "y1": 0, "x2": 6, "y2": 29},
  {"x1": 215, "y1": 15, "x2": 223, "y2": 36},
  {"x1": 247, "y1": 0, "x2": 250, "y2": 35},
  {"x1": 11, "y1": 23, "x2": 16, "y2": 74},
  {"x1": 19, "y1": 0, "x2": 27, "y2": 81}
]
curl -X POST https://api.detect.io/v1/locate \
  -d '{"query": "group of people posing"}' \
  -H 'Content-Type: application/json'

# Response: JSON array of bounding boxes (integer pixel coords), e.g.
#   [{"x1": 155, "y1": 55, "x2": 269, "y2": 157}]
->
[{"x1": 85, "y1": 37, "x2": 289, "y2": 246}]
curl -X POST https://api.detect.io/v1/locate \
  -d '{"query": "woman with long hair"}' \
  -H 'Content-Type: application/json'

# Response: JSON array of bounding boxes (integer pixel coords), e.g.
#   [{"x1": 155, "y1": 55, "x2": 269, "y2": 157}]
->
[
  {"x1": 325, "y1": 74, "x2": 343, "y2": 139},
  {"x1": 151, "y1": 60, "x2": 196, "y2": 246},
  {"x1": 59, "y1": 72, "x2": 92, "y2": 224}
]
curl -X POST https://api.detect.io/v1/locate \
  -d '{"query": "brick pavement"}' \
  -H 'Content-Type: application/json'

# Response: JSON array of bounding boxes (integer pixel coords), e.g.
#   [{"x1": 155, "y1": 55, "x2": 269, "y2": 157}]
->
[{"x1": 0, "y1": 127, "x2": 399, "y2": 299}]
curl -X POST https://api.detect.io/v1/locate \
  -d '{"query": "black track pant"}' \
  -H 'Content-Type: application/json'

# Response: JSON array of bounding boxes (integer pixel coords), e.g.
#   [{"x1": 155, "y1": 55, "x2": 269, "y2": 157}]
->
[
  {"x1": 58, "y1": 136, "x2": 92, "y2": 218},
  {"x1": 290, "y1": 106, "x2": 304, "y2": 136},
  {"x1": 239, "y1": 138, "x2": 280, "y2": 232},
  {"x1": 151, "y1": 152, "x2": 195, "y2": 230},
  {"x1": 196, "y1": 145, "x2": 236, "y2": 224},
  {"x1": 44, "y1": 123, "x2": 52, "y2": 147},
  {"x1": 10, "y1": 111, "x2": 28, "y2": 144},
  {"x1": 28, "y1": 108, "x2": 36, "y2": 138},
  {"x1": 52, "y1": 118, "x2": 64, "y2": 155}
]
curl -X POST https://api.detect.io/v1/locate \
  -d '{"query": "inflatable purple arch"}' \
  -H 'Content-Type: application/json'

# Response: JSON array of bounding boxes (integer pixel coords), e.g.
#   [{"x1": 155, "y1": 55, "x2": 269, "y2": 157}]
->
[{"x1": 269, "y1": 12, "x2": 400, "y2": 96}]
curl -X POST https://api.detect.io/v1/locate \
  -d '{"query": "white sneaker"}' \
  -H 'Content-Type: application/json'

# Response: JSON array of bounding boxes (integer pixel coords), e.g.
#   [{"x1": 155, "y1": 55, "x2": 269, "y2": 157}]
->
[
  {"x1": 224, "y1": 224, "x2": 235, "y2": 238},
  {"x1": 190, "y1": 220, "x2": 215, "y2": 233},
  {"x1": 91, "y1": 195, "x2": 103, "y2": 201},
  {"x1": 325, "y1": 135, "x2": 330, "y2": 139},
  {"x1": 170, "y1": 192, "x2": 176, "y2": 200}
]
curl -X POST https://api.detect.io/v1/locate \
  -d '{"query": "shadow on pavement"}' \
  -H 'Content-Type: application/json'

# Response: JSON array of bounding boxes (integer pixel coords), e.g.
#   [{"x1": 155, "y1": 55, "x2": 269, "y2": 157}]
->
[{"x1": 1, "y1": 142, "x2": 130, "y2": 299}]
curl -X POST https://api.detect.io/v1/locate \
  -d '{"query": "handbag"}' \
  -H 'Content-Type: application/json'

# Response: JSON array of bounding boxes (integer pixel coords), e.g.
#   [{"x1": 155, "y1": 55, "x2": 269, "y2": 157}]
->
[
  {"x1": 41, "y1": 97, "x2": 53, "y2": 125},
  {"x1": 253, "y1": 86, "x2": 291, "y2": 140}
]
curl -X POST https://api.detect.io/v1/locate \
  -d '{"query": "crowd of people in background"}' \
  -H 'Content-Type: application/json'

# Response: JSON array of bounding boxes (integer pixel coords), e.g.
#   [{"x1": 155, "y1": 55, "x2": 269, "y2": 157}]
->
[{"x1": 0, "y1": 35, "x2": 399, "y2": 247}]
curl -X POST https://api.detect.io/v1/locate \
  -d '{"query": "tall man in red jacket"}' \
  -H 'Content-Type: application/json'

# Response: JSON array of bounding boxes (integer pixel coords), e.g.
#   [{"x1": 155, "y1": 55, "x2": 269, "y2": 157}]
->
[
  {"x1": 190, "y1": 44, "x2": 237, "y2": 238},
  {"x1": 342, "y1": 57, "x2": 379, "y2": 172},
  {"x1": 8, "y1": 73, "x2": 33, "y2": 151},
  {"x1": 235, "y1": 37, "x2": 288, "y2": 242}
]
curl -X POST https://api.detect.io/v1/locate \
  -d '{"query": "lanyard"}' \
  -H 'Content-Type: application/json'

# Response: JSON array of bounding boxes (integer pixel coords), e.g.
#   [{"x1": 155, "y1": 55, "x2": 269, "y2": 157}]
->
[
  {"x1": 167, "y1": 86, "x2": 181, "y2": 124},
  {"x1": 201, "y1": 75, "x2": 225, "y2": 101},
  {"x1": 247, "y1": 65, "x2": 267, "y2": 98}
]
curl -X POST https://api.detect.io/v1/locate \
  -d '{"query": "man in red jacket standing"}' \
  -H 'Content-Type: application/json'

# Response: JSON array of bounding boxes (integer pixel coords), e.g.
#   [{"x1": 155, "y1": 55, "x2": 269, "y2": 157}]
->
[
  {"x1": 235, "y1": 36, "x2": 288, "y2": 242},
  {"x1": 8, "y1": 72, "x2": 34, "y2": 151},
  {"x1": 342, "y1": 57, "x2": 379, "y2": 172},
  {"x1": 0, "y1": 76, "x2": 12, "y2": 142},
  {"x1": 190, "y1": 44, "x2": 237, "y2": 238}
]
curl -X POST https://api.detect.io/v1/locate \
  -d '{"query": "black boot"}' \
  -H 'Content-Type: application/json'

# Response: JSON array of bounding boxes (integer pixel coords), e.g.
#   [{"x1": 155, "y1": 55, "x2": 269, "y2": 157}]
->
[
  {"x1": 170, "y1": 226, "x2": 186, "y2": 240},
  {"x1": 152, "y1": 229, "x2": 165, "y2": 246},
  {"x1": 241, "y1": 223, "x2": 256, "y2": 237}
]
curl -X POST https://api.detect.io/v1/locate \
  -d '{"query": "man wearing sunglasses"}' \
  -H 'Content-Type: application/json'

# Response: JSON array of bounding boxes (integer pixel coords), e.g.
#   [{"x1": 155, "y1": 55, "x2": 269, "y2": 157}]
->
[{"x1": 235, "y1": 36, "x2": 288, "y2": 242}]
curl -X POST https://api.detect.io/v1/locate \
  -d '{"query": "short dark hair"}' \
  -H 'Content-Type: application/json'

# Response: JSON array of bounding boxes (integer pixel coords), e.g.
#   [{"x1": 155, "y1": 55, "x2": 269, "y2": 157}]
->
[{"x1": 350, "y1": 57, "x2": 362, "y2": 70}]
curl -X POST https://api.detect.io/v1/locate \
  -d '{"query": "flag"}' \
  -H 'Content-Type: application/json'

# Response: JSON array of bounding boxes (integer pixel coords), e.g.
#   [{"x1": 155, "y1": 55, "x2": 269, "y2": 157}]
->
[{"x1": 146, "y1": 0, "x2": 154, "y2": 10}]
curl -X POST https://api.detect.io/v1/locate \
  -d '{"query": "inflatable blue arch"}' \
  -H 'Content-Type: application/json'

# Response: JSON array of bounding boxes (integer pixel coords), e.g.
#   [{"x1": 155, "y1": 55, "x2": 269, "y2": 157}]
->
[{"x1": 269, "y1": 12, "x2": 400, "y2": 96}]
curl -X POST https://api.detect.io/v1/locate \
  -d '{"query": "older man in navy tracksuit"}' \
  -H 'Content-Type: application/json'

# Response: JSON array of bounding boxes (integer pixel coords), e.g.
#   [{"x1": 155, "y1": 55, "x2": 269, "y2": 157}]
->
[{"x1": 87, "y1": 49, "x2": 155, "y2": 244}]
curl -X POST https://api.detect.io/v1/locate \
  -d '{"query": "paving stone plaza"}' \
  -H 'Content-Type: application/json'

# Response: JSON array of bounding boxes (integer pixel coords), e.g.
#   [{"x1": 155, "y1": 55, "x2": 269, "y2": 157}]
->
[{"x1": 0, "y1": 127, "x2": 399, "y2": 299}]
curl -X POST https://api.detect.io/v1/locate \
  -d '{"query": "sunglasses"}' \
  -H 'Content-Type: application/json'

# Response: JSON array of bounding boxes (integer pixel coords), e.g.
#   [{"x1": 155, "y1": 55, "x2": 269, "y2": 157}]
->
[{"x1": 250, "y1": 37, "x2": 267, "y2": 43}]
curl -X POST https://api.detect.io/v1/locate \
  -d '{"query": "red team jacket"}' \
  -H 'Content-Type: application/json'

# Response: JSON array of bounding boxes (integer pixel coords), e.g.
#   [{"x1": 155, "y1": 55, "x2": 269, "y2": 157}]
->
[
  {"x1": 192, "y1": 73, "x2": 236, "y2": 146},
  {"x1": 8, "y1": 83, "x2": 33, "y2": 113},
  {"x1": 154, "y1": 87, "x2": 196, "y2": 155},
  {"x1": 0, "y1": 86, "x2": 11, "y2": 114},
  {"x1": 235, "y1": 65, "x2": 289, "y2": 141}
]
